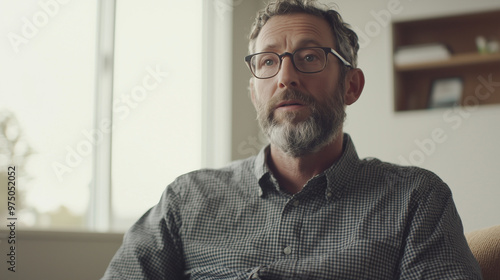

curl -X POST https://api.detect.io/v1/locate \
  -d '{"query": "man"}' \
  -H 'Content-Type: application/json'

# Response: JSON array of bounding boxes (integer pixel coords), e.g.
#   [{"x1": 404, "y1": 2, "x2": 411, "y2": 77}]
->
[{"x1": 102, "y1": 0, "x2": 482, "y2": 279}]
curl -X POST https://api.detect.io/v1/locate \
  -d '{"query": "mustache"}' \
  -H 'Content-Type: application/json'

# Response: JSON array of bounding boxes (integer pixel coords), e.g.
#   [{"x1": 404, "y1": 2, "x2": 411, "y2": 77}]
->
[{"x1": 269, "y1": 89, "x2": 316, "y2": 109}]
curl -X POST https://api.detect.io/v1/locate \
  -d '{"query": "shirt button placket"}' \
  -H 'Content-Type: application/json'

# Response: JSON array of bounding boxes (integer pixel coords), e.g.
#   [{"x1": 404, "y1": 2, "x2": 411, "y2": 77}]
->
[{"x1": 280, "y1": 198, "x2": 300, "y2": 260}]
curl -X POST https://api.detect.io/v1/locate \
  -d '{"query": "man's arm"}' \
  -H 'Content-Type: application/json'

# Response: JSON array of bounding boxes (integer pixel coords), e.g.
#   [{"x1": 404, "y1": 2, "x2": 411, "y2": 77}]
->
[
  {"x1": 101, "y1": 186, "x2": 185, "y2": 279},
  {"x1": 398, "y1": 176, "x2": 482, "y2": 279}
]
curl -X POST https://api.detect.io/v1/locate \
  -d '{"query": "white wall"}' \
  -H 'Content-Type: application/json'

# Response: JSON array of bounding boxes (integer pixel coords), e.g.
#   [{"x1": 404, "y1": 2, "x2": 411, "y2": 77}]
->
[{"x1": 334, "y1": 0, "x2": 500, "y2": 232}]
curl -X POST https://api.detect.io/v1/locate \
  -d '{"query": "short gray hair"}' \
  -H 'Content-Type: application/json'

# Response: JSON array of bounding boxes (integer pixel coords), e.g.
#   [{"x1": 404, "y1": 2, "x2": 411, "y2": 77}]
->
[{"x1": 248, "y1": 0, "x2": 359, "y2": 69}]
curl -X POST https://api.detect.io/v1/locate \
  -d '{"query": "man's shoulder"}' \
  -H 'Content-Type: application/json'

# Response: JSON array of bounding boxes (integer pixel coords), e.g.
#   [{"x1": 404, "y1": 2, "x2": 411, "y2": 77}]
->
[
  {"x1": 182, "y1": 155, "x2": 256, "y2": 180},
  {"x1": 356, "y1": 157, "x2": 447, "y2": 191},
  {"x1": 360, "y1": 157, "x2": 436, "y2": 175},
  {"x1": 166, "y1": 155, "x2": 258, "y2": 196}
]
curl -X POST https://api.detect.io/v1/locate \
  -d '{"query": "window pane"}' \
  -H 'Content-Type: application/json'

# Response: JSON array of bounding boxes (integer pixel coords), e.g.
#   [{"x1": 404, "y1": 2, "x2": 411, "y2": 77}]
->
[
  {"x1": 111, "y1": 0, "x2": 203, "y2": 231},
  {"x1": 0, "y1": 0, "x2": 97, "y2": 229}
]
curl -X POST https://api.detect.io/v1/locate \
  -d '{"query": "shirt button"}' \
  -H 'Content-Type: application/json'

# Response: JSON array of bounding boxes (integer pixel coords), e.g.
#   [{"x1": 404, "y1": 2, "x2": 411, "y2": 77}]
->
[
  {"x1": 326, "y1": 192, "x2": 333, "y2": 198},
  {"x1": 283, "y1": 246, "x2": 292, "y2": 255},
  {"x1": 292, "y1": 200, "x2": 300, "y2": 207}
]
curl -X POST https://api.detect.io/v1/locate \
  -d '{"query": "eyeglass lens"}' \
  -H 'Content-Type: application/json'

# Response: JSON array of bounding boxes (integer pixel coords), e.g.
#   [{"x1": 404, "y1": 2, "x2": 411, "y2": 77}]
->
[{"x1": 250, "y1": 48, "x2": 326, "y2": 78}]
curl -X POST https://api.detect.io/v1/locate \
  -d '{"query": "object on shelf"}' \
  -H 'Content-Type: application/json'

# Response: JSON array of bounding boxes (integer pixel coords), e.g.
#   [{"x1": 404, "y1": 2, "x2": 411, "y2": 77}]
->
[
  {"x1": 428, "y1": 77, "x2": 463, "y2": 109},
  {"x1": 394, "y1": 43, "x2": 451, "y2": 66},
  {"x1": 476, "y1": 36, "x2": 500, "y2": 54},
  {"x1": 476, "y1": 36, "x2": 488, "y2": 54},
  {"x1": 487, "y1": 38, "x2": 499, "y2": 53}
]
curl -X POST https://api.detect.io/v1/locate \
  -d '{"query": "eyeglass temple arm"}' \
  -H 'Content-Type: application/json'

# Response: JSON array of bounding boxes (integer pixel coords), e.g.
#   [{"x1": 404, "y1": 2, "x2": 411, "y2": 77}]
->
[{"x1": 329, "y1": 48, "x2": 352, "y2": 67}]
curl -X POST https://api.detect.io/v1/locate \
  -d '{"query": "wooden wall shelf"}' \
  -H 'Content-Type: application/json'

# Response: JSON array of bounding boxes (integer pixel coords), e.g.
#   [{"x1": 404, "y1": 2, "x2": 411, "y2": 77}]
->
[
  {"x1": 395, "y1": 53, "x2": 500, "y2": 72},
  {"x1": 392, "y1": 10, "x2": 500, "y2": 112}
]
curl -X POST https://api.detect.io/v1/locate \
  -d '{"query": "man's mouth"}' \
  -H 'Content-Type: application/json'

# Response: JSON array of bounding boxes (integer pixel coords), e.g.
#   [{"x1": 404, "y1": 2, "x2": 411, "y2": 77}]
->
[{"x1": 276, "y1": 100, "x2": 306, "y2": 108}]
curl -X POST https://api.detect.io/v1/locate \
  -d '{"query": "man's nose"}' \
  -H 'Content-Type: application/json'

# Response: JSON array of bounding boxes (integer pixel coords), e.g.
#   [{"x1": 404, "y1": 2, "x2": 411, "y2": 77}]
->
[{"x1": 277, "y1": 55, "x2": 300, "y2": 89}]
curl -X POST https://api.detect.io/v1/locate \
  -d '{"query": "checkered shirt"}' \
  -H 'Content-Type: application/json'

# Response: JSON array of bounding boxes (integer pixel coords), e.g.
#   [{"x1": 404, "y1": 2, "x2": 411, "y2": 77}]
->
[{"x1": 102, "y1": 134, "x2": 482, "y2": 279}]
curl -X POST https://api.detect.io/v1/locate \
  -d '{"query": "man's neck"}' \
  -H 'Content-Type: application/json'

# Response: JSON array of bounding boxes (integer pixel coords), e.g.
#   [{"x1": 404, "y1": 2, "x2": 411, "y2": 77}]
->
[{"x1": 267, "y1": 133, "x2": 344, "y2": 195}]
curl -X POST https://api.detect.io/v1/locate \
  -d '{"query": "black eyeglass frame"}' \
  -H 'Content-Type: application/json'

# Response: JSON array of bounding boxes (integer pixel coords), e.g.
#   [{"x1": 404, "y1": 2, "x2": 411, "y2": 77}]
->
[{"x1": 244, "y1": 47, "x2": 352, "y2": 79}]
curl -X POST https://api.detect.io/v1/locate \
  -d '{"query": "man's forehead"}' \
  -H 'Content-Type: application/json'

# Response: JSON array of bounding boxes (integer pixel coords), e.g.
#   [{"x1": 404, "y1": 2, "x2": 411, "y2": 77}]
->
[
  {"x1": 255, "y1": 13, "x2": 335, "y2": 52},
  {"x1": 260, "y1": 38, "x2": 325, "y2": 51}
]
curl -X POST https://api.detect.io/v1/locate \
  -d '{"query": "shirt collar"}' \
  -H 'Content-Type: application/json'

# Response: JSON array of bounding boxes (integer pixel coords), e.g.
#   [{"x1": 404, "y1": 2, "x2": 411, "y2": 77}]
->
[
  {"x1": 253, "y1": 144, "x2": 269, "y2": 182},
  {"x1": 253, "y1": 145, "x2": 272, "y2": 197},
  {"x1": 252, "y1": 133, "x2": 361, "y2": 200}
]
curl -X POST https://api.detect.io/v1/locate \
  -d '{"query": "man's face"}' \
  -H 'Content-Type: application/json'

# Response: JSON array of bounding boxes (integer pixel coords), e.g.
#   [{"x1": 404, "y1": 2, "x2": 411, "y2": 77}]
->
[{"x1": 251, "y1": 13, "x2": 347, "y2": 157}]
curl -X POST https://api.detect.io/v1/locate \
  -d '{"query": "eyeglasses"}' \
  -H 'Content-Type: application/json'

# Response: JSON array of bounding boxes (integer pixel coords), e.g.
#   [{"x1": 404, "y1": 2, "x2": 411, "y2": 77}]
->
[{"x1": 244, "y1": 47, "x2": 352, "y2": 79}]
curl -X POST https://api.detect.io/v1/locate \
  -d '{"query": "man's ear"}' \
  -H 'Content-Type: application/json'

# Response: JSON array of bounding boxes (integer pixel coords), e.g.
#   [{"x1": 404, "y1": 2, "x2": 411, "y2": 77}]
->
[{"x1": 343, "y1": 68, "x2": 365, "y2": 105}]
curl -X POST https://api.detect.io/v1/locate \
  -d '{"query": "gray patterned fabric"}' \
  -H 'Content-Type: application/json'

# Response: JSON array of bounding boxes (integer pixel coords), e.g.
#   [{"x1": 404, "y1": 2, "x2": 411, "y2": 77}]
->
[{"x1": 102, "y1": 134, "x2": 481, "y2": 279}]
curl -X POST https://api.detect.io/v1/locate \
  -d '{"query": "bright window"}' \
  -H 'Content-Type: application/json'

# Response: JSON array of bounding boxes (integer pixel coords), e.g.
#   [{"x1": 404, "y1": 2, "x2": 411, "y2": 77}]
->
[
  {"x1": 0, "y1": 0, "x2": 98, "y2": 230},
  {"x1": 0, "y1": 0, "x2": 230, "y2": 232},
  {"x1": 111, "y1": 0, "x2": 203, "y2": 231}
]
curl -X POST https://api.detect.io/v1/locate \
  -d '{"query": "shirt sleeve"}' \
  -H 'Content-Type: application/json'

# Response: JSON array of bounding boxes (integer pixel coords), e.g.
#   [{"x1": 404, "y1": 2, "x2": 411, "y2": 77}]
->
[
  {"x1": 397, "y1": 174, "x2": 482, "y2": 279},
  {"x1": 101, "y1": 185, "x2": 185, "y2": 280}
]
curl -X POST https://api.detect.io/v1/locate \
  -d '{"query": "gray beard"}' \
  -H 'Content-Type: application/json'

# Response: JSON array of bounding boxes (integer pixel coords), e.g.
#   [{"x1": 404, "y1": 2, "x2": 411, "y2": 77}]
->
[{"x1": 256, "y1": 87, "x2": 346, "y2": 157}]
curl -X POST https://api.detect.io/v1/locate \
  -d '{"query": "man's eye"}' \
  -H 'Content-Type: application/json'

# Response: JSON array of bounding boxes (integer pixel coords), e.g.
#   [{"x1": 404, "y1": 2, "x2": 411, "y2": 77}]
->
[
  {"x1": 264, "y1": 59, "x2": 275, "y2": 66},
  {"x1": 304, "y1": 54, "x2": 317, "y2": 62}
]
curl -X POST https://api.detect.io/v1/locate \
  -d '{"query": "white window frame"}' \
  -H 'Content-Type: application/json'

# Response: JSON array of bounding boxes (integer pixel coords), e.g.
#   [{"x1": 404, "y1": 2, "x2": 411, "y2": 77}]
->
[
  {"x1": 88, "y1": 0, "x2": 115, "y2": 232},
  {"x1": 202, "y1": 0, "x2": 232, "y2": 169}
]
